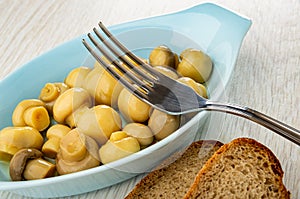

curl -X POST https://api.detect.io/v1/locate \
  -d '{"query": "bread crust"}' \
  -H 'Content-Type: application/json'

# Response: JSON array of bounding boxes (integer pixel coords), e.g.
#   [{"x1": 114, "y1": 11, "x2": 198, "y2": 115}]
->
[
  {"x1": 125, "y1": 140, "x2": 223, "y2": 199},
  {"x1": 184, "y1": 138, "x2": 290, "y2": 199}
]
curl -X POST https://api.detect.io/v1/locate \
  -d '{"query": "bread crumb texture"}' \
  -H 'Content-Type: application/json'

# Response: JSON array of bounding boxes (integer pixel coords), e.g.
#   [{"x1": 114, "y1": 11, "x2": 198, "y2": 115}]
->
[
  {"x1": 184, "y1": 138, "x2": 290, "y2": 199},
  {"x1": 125, "y1": 140, "x2": 223, "y2": 199}
]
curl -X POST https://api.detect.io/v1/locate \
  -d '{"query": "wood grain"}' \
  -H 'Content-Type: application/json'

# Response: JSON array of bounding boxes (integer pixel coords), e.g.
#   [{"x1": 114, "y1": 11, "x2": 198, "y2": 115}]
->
[{"x1": 0, "y1": 0, "x2": 299, "y2": 198}]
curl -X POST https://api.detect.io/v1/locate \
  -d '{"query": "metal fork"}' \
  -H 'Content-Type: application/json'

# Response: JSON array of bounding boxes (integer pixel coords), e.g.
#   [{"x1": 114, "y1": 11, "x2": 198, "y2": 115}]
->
[{"x1": 82, "y1": 22, "x2": 300, "y2": 146}]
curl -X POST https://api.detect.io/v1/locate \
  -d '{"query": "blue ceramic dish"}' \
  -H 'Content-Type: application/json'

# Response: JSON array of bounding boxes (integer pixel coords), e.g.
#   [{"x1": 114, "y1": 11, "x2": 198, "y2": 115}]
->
[{"x1": 0, "y1": 3, "x2": 251, "y2": 198}]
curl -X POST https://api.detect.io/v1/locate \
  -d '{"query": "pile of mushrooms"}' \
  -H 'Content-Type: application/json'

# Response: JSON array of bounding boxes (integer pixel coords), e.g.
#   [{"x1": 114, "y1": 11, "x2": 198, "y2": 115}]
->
[{"x1": 0, "y1": 45, "x2": 212, "y2": 181}]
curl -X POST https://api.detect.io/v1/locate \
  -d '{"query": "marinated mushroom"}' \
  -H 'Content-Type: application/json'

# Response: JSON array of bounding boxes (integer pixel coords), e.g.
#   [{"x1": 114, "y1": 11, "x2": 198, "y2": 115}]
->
[
  {"x1": 177, "y1": 48, "x2": 212, "y2": 83},
  {"x1": 148, "y1": 109, "x2": 180, "y2": 140},
  {"x1": 56, "y1": 128, "x2": 100, "y2": 175},
  {"x1": 99, "y1": 131, "x2": 140, "y2": 164},
  {"x1": 10, "y1": 148, "x2": 41, "y2": 181},
  {"x1": 39, "y1": 82, "x2": 69, "y2": 113},
  {"x1": 118, "y1": 88, "x2": 151, "y2": 123},
  {"x1": 12, "y1": 99, "x2": 50, "y2": 131},
  {"x1": 42, "y1": 124, "x2": 71, "y2": 159},
  {"x1": 76, "y1": 105, "x2": 122, "y2": 145},
  {"x1": 153, "y1": 66, "x2": 179, "y2": 79},
  {"x1": 9, "y1": 148, "x2": 55, "y2": 181},
  {"x1": 64, "y1": 66, "x2": 92, "y2": 88},
  {"x1": 109, "y1": 130, "x2": 128, "y2": 141},
  {"x1": 177, "y1": 77, "x2": 207, "y2": 98},
  {"x1": 0, "y1": 126, "x2": 44, "y2": 161},
  {"x1": 123, "y1": 123, "x2": 154, "y2": 147},
  {"x1": 84, "y1": 65, "x2": 123, "y2": 107},
  {"x1": 149, "y1": 45, "x2": 178, "y2": 69},
  {"x1": 53, "y1": 87, "x2": 92, "y2": 127}
]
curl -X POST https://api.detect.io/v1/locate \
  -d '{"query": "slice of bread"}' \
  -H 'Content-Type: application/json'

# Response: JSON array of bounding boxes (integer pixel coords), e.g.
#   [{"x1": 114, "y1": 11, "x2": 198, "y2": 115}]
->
[
  {"x1": 184, "y1": 138, "x2": 290, "y2": 199},
  {"x1": 125, "y1": 140, "x2": 223, "y2": 199}
]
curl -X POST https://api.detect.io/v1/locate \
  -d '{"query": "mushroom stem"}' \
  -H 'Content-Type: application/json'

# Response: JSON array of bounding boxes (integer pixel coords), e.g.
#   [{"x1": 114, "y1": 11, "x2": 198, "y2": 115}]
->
[
  {"x1": 42, "y1": 124, "x2": 71, "y2": 159},
  {"x1": 23, "y1": 106, "x2": 50, "y2": 131},
  {"x1": 12, "y1": 99, "x2": 45, "y2": 127},
  {"x1": 23, "y1": 158, "x2": 56, "y2": 180}
]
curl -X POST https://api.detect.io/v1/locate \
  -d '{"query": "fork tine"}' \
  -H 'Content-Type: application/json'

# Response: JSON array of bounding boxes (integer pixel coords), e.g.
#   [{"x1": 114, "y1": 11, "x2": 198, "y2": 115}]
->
[
  {"x1": 93, "y1": 27, "x2": 155, "y2": 83},
  {"x1": 82, "y1": 38, "x2": 149, "y2": 99},
  {"x1": 98, "y1": 22, "x2": 161, "y2": 78},
  {"x1": 86, "y1": 33, "x2": 151, "y2": 92}
]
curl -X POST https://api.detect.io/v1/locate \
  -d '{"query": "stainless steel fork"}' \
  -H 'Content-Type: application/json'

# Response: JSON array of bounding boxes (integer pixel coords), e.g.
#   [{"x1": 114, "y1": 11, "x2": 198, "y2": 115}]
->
[{"x1": 82, "y1": 22, "x2": 300, "y2": 146}]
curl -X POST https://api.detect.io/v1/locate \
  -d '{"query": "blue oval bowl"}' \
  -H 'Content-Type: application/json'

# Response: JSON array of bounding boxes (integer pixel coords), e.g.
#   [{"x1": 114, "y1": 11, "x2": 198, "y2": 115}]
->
[{"x1": 0, "y1": 3, "x2": 251, "y2": 198}]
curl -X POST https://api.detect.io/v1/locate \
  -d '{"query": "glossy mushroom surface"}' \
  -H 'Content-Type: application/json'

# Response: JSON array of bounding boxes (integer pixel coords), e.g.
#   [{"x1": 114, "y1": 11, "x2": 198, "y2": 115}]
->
[
  {"x1": 9, "y1": 148, "x2": 55, "y2": 181},
  {"x1": 56, "y1": 128, "x2": 100, "y2": 175},
  {"x1": 0, "y1": 127, "x2": 44, "y2": 161}
]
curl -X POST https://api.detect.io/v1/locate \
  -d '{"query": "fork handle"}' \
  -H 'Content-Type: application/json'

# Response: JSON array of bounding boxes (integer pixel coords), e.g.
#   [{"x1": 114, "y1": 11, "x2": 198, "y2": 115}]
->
[{"x1": 205, "y1": 102, "x2": 300, "y2": 146}]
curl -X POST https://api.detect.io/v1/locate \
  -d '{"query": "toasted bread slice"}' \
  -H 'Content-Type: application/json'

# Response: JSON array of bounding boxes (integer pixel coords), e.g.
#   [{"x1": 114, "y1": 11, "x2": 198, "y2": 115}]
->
[
  {"x1": 125, "y1": 140, "x2": 223, "y2": 199},
  {"x1": 184, "y1": 138, "x2": 290, "y2": 199}
]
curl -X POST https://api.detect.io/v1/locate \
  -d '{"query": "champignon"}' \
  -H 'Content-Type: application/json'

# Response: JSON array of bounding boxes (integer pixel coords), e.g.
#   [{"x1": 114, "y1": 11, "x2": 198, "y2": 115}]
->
[
  {"x1": 56, "y1": 128, "x2": 100, "y2": 175},
  {"x1": 123, "y1": 123, "x2": 154, "y2": 147},
  {"x1": 42, "y1": 124, "x2": 71, "y2": 159},
  {"x1": 99, "y1": 131, "x2": 140, "y2": 164},
  {"x1": 64, "y1": 66, "x2": 92, "y2": 88},
  {"x1": 9, "y1": 148, "x2": 55, "y2": 181},
  {"x1": 39, "y1": 82, "x2": 69, "y2": 113},
  {"x1": 117, "y1": 88, "x2": 151, "y2": 123},
  {"x1": 0, "y1": 126, "x2": 44, "y2": 161},
  {"x1": 84, "y1": 65, "x2": 123, "y2": 107},
  {"x1": 52, "y1": 87, "x2": 92, "y2": 127},
  {"x1": 176, "y1": 48, "x2": 212, "y2": 83},
  {"x1": 12, "y1": 99, "x2": 50, "y2": 131},
  {"x1": 177, "y1": 77, "x2": 207, "y2": 98},
  {"x1": 149, "y1": 45, "x2": 178, "y2": 69},
  {"x1": 76, "y1": 105, "x2": 122, "y2": 145},
  {"x1": 148, "y1": 109, "x2": 180, "y2": 140},
  {"x1": 153, "y1": 66, "x2": 179, "y2": 79}
]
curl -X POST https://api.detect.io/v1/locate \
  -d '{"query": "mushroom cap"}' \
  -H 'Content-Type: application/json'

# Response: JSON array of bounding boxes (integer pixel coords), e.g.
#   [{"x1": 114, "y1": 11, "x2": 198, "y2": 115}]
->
[
  {"x1": 9, "y1": 148, "x2": 43, "y2": 181},
  {"x1": 99, "y1": 137, "x2": 140, "y2": 164},
  {"x1": 149, "y1": 45, "x2": 177, "y2": 68},
  {"x1": 76, "y1": 105, "x2": 122, "y2": 145},
  {"x1": 117, "y1": 88, "x2": 151, "y2": 123},
  {"x1": 177, "y1": 48, "x2": 212, "y2": 83},
  {"x1": 153, "y1": 66, "x2": 179, "y2": 79},
  {"x1": 12, "y1": 99, "x2": 45, "y2": 126},
  {"x1": 46, "y1": 124, "x2": 71, "y2": 139},
  {"x1": 123, "y1": 123, "x2": 154, "y2": 146},
  {"x1": 177, "y1": 76, "x2": 207, "y2": 98},
  {"x1": 148, "y1": 109, "x2": 180, "y2": 140},
  {"x1": 0, "y1": 126, "x2": 44, "y2": 160},
  {"x1": 64, "y1": 66, "x2": 91, "y2": 88},
  {"x1": 53, "y1": 87, "x2": 92, "y2": 124}
]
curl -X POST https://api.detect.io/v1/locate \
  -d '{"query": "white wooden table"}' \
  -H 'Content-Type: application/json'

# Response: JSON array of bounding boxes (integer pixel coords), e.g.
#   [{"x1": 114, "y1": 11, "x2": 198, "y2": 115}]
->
[{"x1": 0, "y1": 0, "x2": 299, "y2": 198}]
